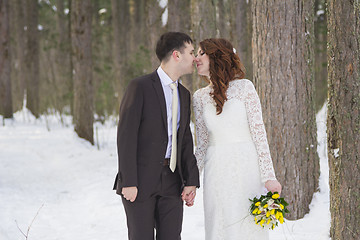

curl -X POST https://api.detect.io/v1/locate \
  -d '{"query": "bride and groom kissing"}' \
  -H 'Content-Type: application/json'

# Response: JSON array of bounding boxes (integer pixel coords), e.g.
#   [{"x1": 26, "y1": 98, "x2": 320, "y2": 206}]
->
[{"x1": 113, "y1": 32, "x2": 282, "y2": 240}]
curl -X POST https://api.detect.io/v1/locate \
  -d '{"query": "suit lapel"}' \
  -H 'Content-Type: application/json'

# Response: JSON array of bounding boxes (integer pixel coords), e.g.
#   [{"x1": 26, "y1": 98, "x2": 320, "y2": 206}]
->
[
  {"x1": 151, "y1": 71, "x2": 168, "y2": 130},
  {"x1": 178, "y1": 83, "x2": 187, "y2": 136}
]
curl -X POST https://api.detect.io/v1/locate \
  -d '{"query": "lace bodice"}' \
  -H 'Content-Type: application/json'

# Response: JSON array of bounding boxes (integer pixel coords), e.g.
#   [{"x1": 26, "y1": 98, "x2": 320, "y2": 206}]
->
[{"x1": 193, "y1": 79, "x2": 276, "y2": 182}]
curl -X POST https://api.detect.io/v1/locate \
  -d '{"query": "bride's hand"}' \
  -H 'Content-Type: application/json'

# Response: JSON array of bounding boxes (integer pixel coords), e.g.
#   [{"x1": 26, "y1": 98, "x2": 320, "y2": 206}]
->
[{"x1": 265, "y1": 180, "x2": 282, "y2": 195}]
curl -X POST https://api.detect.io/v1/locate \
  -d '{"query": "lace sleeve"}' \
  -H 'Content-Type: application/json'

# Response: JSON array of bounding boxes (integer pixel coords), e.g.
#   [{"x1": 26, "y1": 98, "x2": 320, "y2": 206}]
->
[
  {"x1": 193, "y1": 90, "x2": 209, "y2": 175},
  {"x1": 243, "y1": 80, "x2": 277, "y2": 182}
]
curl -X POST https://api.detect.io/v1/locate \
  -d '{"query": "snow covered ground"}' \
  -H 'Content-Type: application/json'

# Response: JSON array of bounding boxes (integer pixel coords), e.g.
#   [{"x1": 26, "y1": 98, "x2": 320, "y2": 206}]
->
[{"x1": 0, "y1": 105, "x2": 330, "y2": 240}]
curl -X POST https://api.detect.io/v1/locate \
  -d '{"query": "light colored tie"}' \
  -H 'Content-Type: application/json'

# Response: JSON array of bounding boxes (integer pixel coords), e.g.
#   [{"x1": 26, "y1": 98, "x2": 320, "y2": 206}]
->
[{"x1": 169, "y1": 82, "x2": 178, "y2": 172}]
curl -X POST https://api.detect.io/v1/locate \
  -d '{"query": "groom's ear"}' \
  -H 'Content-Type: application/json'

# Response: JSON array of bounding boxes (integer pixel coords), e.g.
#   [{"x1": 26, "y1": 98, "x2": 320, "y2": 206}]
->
[{"x1": 172, "y1": 50, "x2": 180, "y2": 61}]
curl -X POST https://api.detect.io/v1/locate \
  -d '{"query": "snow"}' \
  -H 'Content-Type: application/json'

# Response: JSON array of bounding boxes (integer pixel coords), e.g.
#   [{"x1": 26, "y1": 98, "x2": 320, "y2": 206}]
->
[
  {"x1": 0, "y1": 104, "x2": 330, "y2": 239},
  {"x1": 158, "y1": 0, "x2": 168, "y2": 27}
]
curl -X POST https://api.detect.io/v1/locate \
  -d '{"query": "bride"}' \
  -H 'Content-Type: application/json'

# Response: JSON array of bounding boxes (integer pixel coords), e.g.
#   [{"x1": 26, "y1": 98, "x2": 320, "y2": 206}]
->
[{"x1": 193, "y1": 38, "x2": 282, "y2": 240}]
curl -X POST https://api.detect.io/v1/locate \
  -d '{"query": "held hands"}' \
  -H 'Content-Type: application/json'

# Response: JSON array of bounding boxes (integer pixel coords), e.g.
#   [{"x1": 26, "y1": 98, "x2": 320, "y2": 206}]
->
[
  {"x1": 182, "y1": 186, "x2": 196, "y2": 207},
  {"x1": 122, "y1": 186, "x2": 197, "y2": 206},
  {"x1": 265, "y1": 180, "x2": 282, "y2": 195},
  {"x1": 121, "y1": 186, "x2": 138, "y2": 202}
]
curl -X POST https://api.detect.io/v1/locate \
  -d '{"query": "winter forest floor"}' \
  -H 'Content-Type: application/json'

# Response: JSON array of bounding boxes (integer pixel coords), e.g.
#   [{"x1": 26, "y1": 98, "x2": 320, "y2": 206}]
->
[{"x1": 0, "y1": 105, "x2": 330, "y2": 240}]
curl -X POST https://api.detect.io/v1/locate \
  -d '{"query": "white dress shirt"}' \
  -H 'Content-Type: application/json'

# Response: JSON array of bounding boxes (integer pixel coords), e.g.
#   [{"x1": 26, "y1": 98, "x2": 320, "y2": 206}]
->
[{"x1": 157, "y1": 66, "x2": 181, "y2": 158}]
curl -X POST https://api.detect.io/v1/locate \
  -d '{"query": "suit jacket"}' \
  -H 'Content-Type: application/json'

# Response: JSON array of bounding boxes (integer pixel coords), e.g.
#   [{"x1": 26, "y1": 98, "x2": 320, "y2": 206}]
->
[{"x1": 113, "y1": 71, "x2": 200, "y2": 201}]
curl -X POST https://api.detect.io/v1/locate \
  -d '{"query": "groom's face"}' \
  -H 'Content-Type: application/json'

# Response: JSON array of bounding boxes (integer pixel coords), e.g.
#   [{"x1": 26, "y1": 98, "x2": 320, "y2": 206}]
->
[{"x1": 178, "y1": 42, "x2": 196, "y2": 75}]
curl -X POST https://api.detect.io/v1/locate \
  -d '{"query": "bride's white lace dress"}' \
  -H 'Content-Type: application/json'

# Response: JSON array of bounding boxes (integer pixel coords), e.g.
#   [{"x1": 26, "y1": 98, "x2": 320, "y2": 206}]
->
[{"x1": 193, "y1": 79, "x2": 277, "y2": 240}]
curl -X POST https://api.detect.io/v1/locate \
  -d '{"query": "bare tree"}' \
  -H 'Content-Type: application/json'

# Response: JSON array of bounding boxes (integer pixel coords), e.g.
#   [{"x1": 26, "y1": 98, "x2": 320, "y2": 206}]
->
[
  {"x1": 252, "y1": 0, "x2": 319, "y2": 219},
  {"x1": 327, "y1": 1, "x2": 360, "y2": 239},
  {"x1": 191, "y1": 0, "x2": 217, "y2": 90},
  {"x1": 71, "y1": 0, "x2": 94, "y2": 144},
  {"x1": 55, "y1": 0, "x2": 72, "y2": 112},
  {"x1": 9, "y1": 0, "x2": 26, "y2": 111},
  {"x1": 129, "y1": 0, "x2": 146, "y2": 54},
  {"x1": 25, "y1": 0, "x2": 40, "y2": 117},
  {"x1": 0, "y1": 0, "x2": 13, "y2": 118},
  {"x1": 111, "y1": 0, "x2": 129, "y2": 102},
  {"x1": 216, "y1": 0, "x2": 232, "y2": 40},
  {"x1": 167, "y1": 0, "x2": 194, "y2": 92},
  {"x1": 145, "y1": 0, "x2": 164, "y2": 70},
  {"x1": 231, "y1": 0, "x2": 252, "y2": 80}
]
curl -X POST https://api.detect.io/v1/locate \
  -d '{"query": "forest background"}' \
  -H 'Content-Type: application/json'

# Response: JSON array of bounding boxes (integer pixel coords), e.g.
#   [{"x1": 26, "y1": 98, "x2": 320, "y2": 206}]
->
[{"x1": 0, "y1": 1, "x2": 359, "y2": 239}]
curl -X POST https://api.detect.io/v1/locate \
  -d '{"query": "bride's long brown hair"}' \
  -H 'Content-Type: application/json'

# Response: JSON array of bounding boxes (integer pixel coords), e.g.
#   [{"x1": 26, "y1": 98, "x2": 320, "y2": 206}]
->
[{"x1": 199, "y1": 38, "x2": 246, "y2": 114}]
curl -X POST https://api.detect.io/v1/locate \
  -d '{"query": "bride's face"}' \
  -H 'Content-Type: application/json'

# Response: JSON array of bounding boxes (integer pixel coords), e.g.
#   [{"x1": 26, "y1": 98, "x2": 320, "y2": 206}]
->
[{"x1": 195, "y1": 48, "x2": 210, "y2": 78}]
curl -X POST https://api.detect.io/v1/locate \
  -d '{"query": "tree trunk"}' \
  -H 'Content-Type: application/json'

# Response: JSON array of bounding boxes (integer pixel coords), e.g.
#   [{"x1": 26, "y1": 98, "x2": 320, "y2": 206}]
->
[
  {"x1": 327, "y1": 1, "x2": 360, "y2": 239},
  {"x1": 111, "y1": 0, "x2": 129, "y2": 102},
  {"x1": 145, "y1": 0, "x2": 164, "y2": 70},
  {"x1": 252, "y1": 0, "x2": 319, "y2": 219},
  {"x1": 9, "y1": 0, "x2": 26, "y2": 111},
  {"x1": 232, "y1": 0, "x2": 253, "y2": 80},
  {"x1": 191, "y1": 0, "x2": 217, "y2": 90},
  {"x1": 0, "y1": 0, "x2": 13, "y2": 118},
  {"x1": 71, "y1": 0, "x2": 94, "y2": 144},
  {"x1": 167, "y1": 0, "x2": 193, "y2": 92},
  {"x1": 25, "y1": 0, "x2": 40, "y2": 117},
  {"x1": 55, "y1": 0, "x2": 72, "y2": 112},
  {"x1": 216, "y1": 0, "x2": 231, "y2": 40},
  {"x1": 129, "y1": 0, "x2": 146, "y2": 54},
  {"x1": 191, "y1": 0, "x2": 217, "y2": 43}
]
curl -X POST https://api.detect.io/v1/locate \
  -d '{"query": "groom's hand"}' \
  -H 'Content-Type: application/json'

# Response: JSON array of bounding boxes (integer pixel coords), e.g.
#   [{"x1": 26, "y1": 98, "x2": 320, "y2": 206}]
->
[
  {"x1": 182, "y1": 186, "x2": 196, "y2": 207},
  {"x1": 121, "y1": 186, "x2": 138, "y2": 202}
]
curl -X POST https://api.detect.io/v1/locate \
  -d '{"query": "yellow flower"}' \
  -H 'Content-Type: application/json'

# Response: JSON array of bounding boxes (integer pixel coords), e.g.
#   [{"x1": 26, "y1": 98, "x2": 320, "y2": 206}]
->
[
  {"x1": 279, "y1": 216, "x2": 284, "y2": 224},
  {"x1": 252, "y1": 208, "x2": 258, "y2": 214},
  {"x1": 272, "y1": 193, "x2": 280, "y2": 199},
  {"x1": 266, "y1": 211, "x2": 270, "y2": 218},
  {"x1": 279, "y1": 212, "x2": 283, "y2": 217},
  {"x1": 275, "y1": 212, "x2": 280, "y2": 219},
  {"x1": 255, "y1": 201, "x2": 261, "y2": 206},
  {"x1": 257, "y1": 209, "x2": 262, "y2": 214},
  {"x1": 260, "y1": 219, "x2": 265, "y2": 226},
  {"x1": 263, "y1": 204, "x2": 268, "y2": 208},
  {"x1": 271, "y1": 224, "x2": 275, "y2": 230},
  {"x1": 280, "y1": 204, "x2": 284, "y2": 209},
  {"x1": 267, "y1": 219, "x2": 271, "y2": 225},
  {"x1": 270, "y1": 209, "x2": 275, "y2": 215},
  {"x1": 254, "y1": 217, "x2": 257, "y2": 222}
]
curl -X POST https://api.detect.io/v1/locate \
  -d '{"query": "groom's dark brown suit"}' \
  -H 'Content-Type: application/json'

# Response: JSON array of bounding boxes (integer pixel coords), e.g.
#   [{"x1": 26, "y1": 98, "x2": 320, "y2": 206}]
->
[{"x1": 113, "y1": 70, "x2": 200, "y2": 240}]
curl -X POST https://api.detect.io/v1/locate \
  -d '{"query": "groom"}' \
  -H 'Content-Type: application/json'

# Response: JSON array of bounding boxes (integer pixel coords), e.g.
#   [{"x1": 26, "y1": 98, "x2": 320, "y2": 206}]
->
[{"x1": 113, "y1": 32, "x2": 200, "y2": 240}]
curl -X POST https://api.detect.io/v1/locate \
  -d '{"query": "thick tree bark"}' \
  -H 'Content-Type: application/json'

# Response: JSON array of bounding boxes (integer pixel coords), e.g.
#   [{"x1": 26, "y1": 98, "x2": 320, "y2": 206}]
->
[
  {"x1": 25, "y1": 0, "x2": 40, "y2": 117},
  {"x1": 0, "y1": 0, "x2": 13, "y2": 118},
  {"x1": 71, "y1": 0, "x2": 94, "y2": 144},
  {"x1": 327, "y1": 1, "x2": 360, "y2": 239},
  {"x1": 252, "y1": 0, "x2": 319, "y2": 219}
]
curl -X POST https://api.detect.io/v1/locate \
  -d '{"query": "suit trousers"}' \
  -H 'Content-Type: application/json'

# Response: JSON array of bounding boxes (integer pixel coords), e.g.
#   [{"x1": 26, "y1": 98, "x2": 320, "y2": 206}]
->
[{"x1": 122, "y1": 165, "x2": 183, "y2": 240}]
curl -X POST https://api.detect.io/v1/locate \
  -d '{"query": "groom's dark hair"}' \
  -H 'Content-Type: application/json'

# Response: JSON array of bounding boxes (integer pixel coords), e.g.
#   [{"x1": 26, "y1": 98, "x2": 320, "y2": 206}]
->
[{"x1": 156, "y1": 32, "x2": 193, "y2": 62}]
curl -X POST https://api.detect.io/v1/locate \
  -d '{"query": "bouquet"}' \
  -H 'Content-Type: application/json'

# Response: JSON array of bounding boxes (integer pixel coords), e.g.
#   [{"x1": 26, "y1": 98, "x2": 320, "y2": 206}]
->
[{"x1": 249, "y1": 191, "x2": 289, "y2": 230}]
